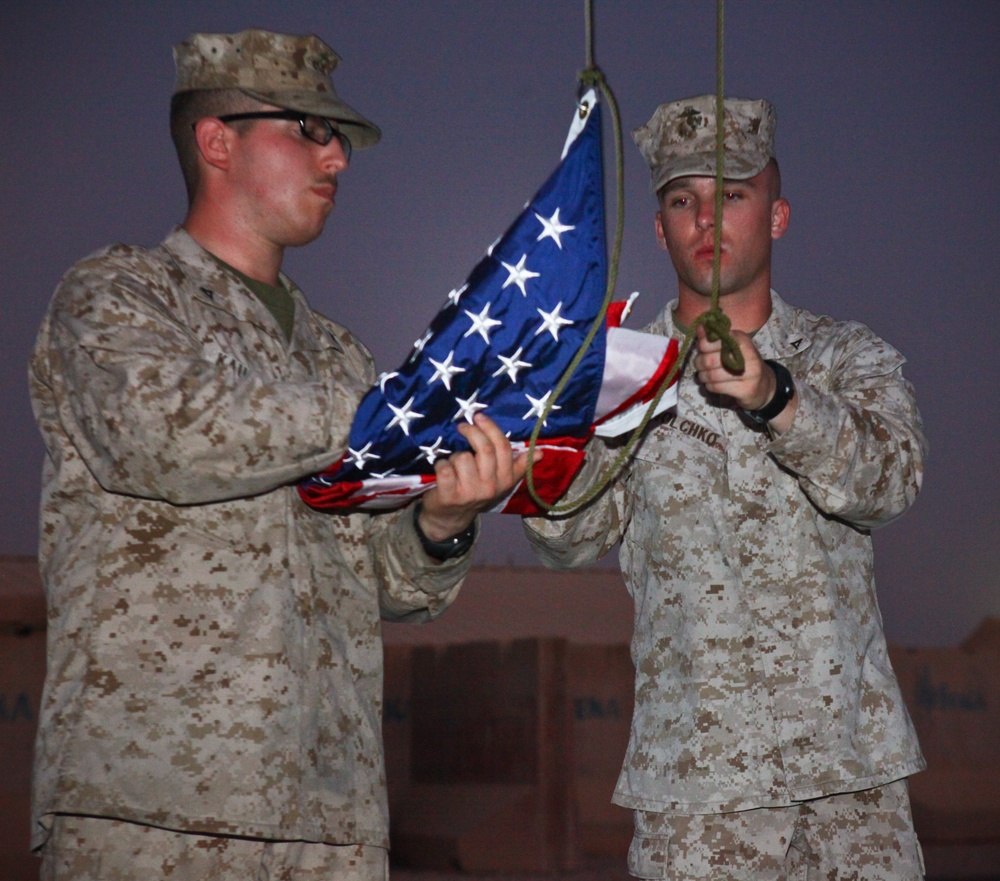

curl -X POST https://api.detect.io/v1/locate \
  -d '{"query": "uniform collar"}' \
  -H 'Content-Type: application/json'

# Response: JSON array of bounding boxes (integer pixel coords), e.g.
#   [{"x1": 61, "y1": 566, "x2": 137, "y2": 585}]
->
[
  {"x1": 651, "y1": 289, "x2": 810, "y2": 360},
  {"x1": 161, "y1": 227, "x2": 305, "y2": 327}
]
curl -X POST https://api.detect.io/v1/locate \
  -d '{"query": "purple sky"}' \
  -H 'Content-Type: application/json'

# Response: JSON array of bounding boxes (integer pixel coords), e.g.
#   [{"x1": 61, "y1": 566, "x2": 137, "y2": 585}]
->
[{"x1": 2, "y1": 2, "x2": 998, "y2": 646}]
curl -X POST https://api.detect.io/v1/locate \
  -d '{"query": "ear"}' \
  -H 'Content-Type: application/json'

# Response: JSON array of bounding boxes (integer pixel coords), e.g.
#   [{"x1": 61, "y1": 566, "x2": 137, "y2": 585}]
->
[
  {"x1": 770, "y1": 198, "x2": 790, "y2": 240},
  {"x1": 654, "y1": 210, "x2": 668, "y2": 250},
  {"x1": 192, "y1": 117, "x2": 234, "y2": 172}
]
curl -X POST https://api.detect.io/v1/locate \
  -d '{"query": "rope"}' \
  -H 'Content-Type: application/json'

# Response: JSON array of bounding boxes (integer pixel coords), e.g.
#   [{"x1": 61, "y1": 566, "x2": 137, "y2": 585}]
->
[
  {"x1": 524, "y1": 0, "x2": 741, "y2": 515},
  {"x1": 703, "y1": 0, "x2": 744, "y2": 374},
  {"x1": 584, "y1": 0, "x2": 596, "y2": 68}
]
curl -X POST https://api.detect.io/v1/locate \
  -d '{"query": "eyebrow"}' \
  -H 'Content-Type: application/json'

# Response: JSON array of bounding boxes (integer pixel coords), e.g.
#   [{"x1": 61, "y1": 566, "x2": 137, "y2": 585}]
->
[
  {"x1": 663, "y1": 177, "x2": 756, "y2": 192},
  {"x1": 659, "y1": 178, "x2": 761, "y2": 205}
]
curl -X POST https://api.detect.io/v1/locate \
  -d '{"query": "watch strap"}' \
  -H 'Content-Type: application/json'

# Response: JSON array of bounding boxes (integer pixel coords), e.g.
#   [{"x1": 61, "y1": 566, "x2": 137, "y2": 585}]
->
[
  {"x1": 413, "y1": 499, "x2": 477, "y2": 561},
  {"x1": 745, "y1": 359, "x2": 795, "y2": 424}
]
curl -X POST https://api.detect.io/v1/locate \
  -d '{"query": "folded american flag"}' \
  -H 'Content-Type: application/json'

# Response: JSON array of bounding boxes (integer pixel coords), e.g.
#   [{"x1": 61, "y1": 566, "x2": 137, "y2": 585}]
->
[{"x1": 299, "y1": 90, "x2": 679, "y2": 515}]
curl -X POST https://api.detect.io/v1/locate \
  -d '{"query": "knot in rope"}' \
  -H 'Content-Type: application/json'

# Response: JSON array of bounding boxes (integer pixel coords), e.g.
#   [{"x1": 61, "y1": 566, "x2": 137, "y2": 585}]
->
[
  {"x1": 578, "y1": 67, "x2": 605, "y2": 90},
  {"x1": 693, "y1": 306, "x2": 745, "y2": 374}
]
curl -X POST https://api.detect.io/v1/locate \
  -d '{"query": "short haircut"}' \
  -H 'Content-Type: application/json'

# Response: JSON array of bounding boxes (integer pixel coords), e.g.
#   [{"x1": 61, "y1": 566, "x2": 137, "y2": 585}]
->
[
  {"x1": 766, "y1": 158, "x2": 782, "y2": 201},
  {"x1": 169, "y1": 89, "x2": 266, "y2": 205}
]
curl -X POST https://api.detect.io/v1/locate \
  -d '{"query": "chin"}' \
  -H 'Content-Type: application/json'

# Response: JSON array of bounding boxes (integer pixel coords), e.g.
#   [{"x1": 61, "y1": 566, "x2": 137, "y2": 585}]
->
[{"x1": 286, "y1": 226, "x2": 327, "y2": 248}]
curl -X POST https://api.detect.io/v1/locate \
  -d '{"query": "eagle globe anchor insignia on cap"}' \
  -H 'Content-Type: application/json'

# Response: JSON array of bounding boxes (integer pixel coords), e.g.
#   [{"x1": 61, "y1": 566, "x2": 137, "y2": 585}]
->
[{"x1": 172, "y1": 27, "x2": 381, "y2": 150}]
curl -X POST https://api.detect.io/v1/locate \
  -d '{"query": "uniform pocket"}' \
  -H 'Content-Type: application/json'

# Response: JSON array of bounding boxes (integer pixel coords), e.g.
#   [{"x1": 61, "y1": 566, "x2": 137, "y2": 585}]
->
[
  {"x1": 628, "y1": 830, "x2": 672, "y2": 880},
  {"x1": 627, "y1": 810, "x2": 674, "y2": 879}
]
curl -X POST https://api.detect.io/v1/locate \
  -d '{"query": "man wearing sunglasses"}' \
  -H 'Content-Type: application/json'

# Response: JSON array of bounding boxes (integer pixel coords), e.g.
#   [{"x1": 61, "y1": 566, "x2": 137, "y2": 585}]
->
[{"x1": 29, "y1": 28, "x2": 526, "y2": 881}]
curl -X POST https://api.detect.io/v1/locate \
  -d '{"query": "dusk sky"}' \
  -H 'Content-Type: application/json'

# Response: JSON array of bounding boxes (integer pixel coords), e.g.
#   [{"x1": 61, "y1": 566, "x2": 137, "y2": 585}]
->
[{"x1": 2, "y1": 2, "x2": 997, "y2": 647}]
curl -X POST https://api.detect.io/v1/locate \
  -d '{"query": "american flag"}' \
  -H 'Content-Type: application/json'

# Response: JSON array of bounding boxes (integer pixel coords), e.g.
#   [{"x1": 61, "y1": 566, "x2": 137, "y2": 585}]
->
[{"x1": 299, "y1": 90, "x2": 678, "y2": 515}]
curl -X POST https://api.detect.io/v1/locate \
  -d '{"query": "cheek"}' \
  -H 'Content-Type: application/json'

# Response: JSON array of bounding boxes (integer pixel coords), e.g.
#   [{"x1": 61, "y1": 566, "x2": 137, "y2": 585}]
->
[
  {"x1": 247, "y1": 154, "x2": 306, "y2": 208},
  {"x1": 656, "y1": 215, "x2": 685, "y2": 251},
  {"x1": 725, "y1": 206, "x2": 771, "y2": 245}
]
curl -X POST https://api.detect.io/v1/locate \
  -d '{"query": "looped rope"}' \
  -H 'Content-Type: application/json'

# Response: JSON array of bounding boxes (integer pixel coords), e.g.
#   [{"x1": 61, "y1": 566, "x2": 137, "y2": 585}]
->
[
  {"x1": 694, "y1": 305, "x2": 743, "y2": 374},
  {"x1": 524, "y1": 0, "x2": 741, "y2": 515}
]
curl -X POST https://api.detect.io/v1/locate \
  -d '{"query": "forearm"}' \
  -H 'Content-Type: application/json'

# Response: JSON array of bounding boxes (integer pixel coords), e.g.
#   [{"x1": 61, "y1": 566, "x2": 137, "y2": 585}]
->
[
  {"x1": 522, "y1": 439, "x2": 627, "y2": 568},
  {"x1": 769, "y1": 366, "x2": 926, "y2": 527},
  {"x1": 373, "y1": 506, "x2": 470, "y2": 621}
]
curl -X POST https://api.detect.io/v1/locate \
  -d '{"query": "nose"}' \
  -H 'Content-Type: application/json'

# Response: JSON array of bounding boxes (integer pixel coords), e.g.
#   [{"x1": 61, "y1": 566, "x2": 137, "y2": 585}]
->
[
  {"x1": 695, "y1": 198, "x2": 714, "y2": 231},
  {"x1": 322, "y1": 137, "x2": 349, "y2": 173}
]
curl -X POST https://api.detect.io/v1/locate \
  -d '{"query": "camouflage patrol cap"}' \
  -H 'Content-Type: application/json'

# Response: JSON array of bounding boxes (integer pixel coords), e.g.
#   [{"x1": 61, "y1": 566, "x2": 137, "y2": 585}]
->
[
  {"x1": 173, "y1": 28, "x2": 380, "y2": 149},
  {"x1": 632, "y1": 95, "x2": 776, "y2": 193}
]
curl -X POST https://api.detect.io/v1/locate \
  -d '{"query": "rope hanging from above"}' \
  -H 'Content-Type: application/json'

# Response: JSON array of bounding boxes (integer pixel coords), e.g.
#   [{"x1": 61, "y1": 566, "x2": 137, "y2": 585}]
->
[
  {"x1": 704, "y1": 0, "x2": 745, "y2": 375},
  {"x1": 524, "y1": 0, "x2": 742, "y2": 515}
]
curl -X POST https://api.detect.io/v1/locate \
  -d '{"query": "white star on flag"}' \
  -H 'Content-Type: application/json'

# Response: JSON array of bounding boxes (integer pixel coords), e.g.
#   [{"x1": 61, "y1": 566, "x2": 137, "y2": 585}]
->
[
  {"x1": 523, "y1": 390, "x2": 561, "y2": 426},
  {"x1": 535, "y1": 302, "x2": 574, "y2": 341},
  {"x1": 493, "y1": 347, "x2": 533, "y2": 383},
  {"x1": 378, "y1": 371, "x2": 399, "y2": 392},
  {"x1": 501, "y1": 254, "x2": 541, "y2": 296},
  {"x1": 418, "y1": 437, "x2": 451, "y2": 464},
  {"x1": 346, "y1": 442, "x2": 380, "y2": 469},
  {"x1": 463, "y1": 303, "x2": 503, "y2": 344},
  {"x1": 428, "y1": 351, "x2": 466, "y2": 390},
  {"x1": 412, "y1": 330, "x2": 433, "y2": 355},
  {"x1": 454, "y1": 389, "x2": 489, "y2": 423},
  {"x1": 536, "y1": 208, "x2": 575, "y2": 249},
  {"x1": 386, "y1": 397, "x2": 423, "y2": 436}
]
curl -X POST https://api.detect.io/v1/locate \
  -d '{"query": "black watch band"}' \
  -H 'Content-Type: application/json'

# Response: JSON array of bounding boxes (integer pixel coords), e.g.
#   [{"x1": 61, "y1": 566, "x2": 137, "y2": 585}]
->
[
  {"x1": 745, "y1": 359, "x2": 795, "y2": 425},
  {"x1": 413, "y1": 499, "x2": 477, "y2": 561}
]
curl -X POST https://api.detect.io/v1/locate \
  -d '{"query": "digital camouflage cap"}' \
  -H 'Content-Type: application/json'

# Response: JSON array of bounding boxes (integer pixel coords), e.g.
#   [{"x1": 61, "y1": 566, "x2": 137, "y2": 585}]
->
[
  {"x1": 633, "y1": 95, "x2": 776, "y2": 193},
  {"x1": 173, "y1": 28, "x2": 381, "y2": 149}
]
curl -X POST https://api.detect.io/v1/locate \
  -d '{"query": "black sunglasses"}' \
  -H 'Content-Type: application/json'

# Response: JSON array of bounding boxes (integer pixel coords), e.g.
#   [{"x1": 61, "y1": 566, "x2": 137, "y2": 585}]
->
[{"x1": 214, "y1": 111, "x2": 352, "y2": 159}]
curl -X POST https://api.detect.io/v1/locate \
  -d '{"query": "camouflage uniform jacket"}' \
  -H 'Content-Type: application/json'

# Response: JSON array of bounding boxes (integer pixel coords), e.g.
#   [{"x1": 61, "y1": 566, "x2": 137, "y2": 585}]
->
[
  {"x1": 524, "y1": 291, "x2": 927, "y2": 813},
  {"x1": 29, "y1": 228, "x2": 469, "y2": 848}
]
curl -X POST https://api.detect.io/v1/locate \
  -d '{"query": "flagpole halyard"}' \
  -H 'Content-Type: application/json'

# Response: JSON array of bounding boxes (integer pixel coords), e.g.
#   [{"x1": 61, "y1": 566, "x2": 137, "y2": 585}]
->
[
  {"x1": 524, "y1": 0, "x2": 743, "y2": 516},
  {"x1": 523, "y1": 69, "x2": 624, "y2": 513},
  {"x1": 701, "y1": 0, "x2": 744, "y2": 375}
]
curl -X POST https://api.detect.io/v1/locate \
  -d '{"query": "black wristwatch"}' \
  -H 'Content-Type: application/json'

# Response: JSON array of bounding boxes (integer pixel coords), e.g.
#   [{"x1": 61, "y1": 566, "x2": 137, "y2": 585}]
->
[
  {"x1": 745, "y1": 359, "x2": 795, "y2": 425},
  {"x1": 412, "y1": 499, "x2": 477, "y2": 561}
]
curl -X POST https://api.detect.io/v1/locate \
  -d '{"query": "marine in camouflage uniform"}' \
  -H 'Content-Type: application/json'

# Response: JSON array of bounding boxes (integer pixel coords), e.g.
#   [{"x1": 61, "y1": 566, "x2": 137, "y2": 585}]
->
[
  {"x1": 524, "y1": 96, "x2": 928, "y2": 879},
  {"x1": 29, "y1": 29, "x2": 525, "y2": 881}
]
